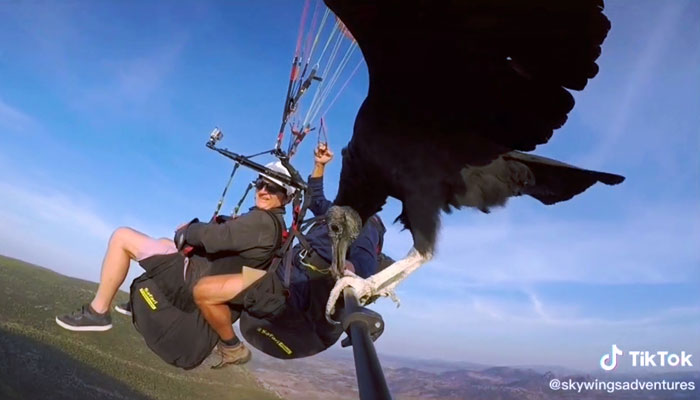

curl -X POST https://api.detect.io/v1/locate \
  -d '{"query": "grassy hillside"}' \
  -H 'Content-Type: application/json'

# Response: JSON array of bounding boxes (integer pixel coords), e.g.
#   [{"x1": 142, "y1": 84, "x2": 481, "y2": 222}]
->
[{"x1": 0, "y1": 255, "x2": 280, "y2": 400}]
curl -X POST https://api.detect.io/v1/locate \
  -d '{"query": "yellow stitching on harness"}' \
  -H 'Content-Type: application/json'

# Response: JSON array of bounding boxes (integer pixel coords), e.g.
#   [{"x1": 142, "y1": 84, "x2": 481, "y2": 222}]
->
[
  {"x1": 257, "y1": 327, "x2": 293, "y2": 355},
  {"x1": 299, "y1": 250, "x2": 330, "y2": 275},
  {"x1": 139, "y1": 287, "x2": 158, "y2": 310}
]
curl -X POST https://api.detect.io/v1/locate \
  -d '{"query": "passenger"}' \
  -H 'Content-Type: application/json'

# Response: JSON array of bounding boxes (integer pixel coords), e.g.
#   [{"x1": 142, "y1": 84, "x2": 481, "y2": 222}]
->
[
  {"x1": 196, "y1": 143, "x2": 391, "y2": 367},
  {"x1": 55, "y1": 161, "x2": 294, "y2": 337}
]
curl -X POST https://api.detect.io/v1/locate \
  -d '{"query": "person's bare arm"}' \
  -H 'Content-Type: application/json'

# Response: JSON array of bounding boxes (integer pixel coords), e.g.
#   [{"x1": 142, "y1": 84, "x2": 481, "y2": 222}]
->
[{"x1": 310, "y1": 143, "x2": 333, "y2": 178}]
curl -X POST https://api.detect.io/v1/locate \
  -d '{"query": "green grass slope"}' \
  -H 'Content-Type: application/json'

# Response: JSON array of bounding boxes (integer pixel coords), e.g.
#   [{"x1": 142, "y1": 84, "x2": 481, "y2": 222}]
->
[{"x1": 0, "y1": 255, "x2": 281, "y2": 400}]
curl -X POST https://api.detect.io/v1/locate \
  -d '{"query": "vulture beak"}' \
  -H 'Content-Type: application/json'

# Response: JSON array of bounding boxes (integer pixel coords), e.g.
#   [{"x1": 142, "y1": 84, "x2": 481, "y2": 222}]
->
[{"x1": 327, "y1": 206, "x2": 362, "y2": 280}]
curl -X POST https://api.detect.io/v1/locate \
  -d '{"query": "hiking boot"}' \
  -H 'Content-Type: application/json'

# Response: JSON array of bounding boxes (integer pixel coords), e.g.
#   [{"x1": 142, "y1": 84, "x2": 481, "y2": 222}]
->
[
  {"x1": 211, "y1": 342, "x2": 252, "y2": 369},
  {"x1": 55, "y1": 304, "x2": 112, "y2": 332},
  {"x1": 114, "y1": 302, "x2": 132, "y2": 316}
]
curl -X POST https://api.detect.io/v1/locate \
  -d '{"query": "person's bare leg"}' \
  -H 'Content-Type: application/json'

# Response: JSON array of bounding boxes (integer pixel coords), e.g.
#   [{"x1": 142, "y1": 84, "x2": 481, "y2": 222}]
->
[
  {"x1": 56, "y1": 227, "x2": 176, "y2": 332},
  {"x1": 193, "y1": 274, "x2": 244, "y2": 341},
  {"x1": 157, "y1": 238, "x2": 176, "y2": 247},
  {"x1": 194, "y1": 274, "x2": 252, "y2": 367},
  {"x1": 90, "y1": 227, "x2": 159, "y2": 313}
]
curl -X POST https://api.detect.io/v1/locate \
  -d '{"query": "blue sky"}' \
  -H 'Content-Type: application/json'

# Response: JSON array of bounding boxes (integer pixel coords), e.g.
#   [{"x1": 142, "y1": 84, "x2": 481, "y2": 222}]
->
[{"x1": 0, "y1": 1, "x2": 698, "y2": 372}]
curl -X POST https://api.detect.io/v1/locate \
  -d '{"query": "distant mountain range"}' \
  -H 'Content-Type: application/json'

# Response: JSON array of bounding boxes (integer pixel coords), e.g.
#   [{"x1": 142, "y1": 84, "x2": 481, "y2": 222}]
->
[
  {"x1": 252, "y1": 350, "x2": 699, "y2": 400},
  {"x1": 2, "y1": 255, "x2": 698, "y2": 400}
]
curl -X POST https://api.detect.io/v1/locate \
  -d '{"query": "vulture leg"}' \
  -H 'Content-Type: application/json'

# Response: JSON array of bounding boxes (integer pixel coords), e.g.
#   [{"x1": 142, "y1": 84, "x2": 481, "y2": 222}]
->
[
  {"x1": 325, "y1": 248, "x2": 433, "y2": 322},
  {"x1": 403, "y1": 196, "x2": 440, "y2": 256},
  {"x1": 325, "y1": 196, "x2": 439, "y2": 321}
]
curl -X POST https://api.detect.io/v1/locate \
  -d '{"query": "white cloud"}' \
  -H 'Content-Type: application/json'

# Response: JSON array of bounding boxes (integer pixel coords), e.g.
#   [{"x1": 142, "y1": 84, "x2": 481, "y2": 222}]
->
[
  {"x1": 576, "y1": 0, "x2": 694, "y2": 168},
  {"x1": 366, "y1": 201, "x2": 699, "y2": 367},
  {"x1": 77, "y1": 40, "x2": 187, "y2": 111},
  {"x1": 0, "y1": 165, "x2": 186, "y2": 288},
  {"x1": 379, "y1": 290, "x2": 700, "y2": 330},
  {"x1": 3, "y1": 2, "x2": 188, "y2": 117},
  {"x1": 0, "y1": 178, "x2": 114, "y2": 279},
  {"x1": 387, "y1": 204, "x2": 700, "y2": 288},
  {"x1": 370, "y1": 286, "x2": 700, "y2": 368},
  {"x1": 0, "y1": 98, "x2": 40, "y2": 135},
  {"x1": 0, "y1": 180, "x2": 113, "y2": 239}
]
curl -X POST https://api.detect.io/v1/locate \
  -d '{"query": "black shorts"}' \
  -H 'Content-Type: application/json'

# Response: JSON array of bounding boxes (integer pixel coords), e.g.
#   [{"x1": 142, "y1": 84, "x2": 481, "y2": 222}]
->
[
  {"x1": 131, "y1": 253, "x2": 218, "y2": 369},
  {"x1": 235, "y1": 269, "x2": 288, "y2": 314},
  {"x1": 135, "y1": 253, "x2": 341, "y2": 361},
  {"x1": 139, "y1": 253, "x2": 254, "y2": 311},
  {"x1": 138, "y1": 253, "x2": 289, "y2": 319},
  {"x1": 138, "y1": 253, "x2": 196, "y2": 312}
]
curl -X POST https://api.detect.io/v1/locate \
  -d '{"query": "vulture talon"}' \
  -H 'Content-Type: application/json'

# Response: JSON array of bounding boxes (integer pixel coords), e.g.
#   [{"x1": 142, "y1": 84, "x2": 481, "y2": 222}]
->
[{"x1": 324, "y1": 248, "x2": 433, "y2": 322}]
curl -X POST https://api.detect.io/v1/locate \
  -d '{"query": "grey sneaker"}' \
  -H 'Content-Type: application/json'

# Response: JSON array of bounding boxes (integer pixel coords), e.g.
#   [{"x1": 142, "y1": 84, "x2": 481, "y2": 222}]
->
[
  {"x1": 55, "y1": 304, "x2": 112, "y2": 332},
  {"x1": 211, "y1": 342, "x2": 252, "y2": 369},
  {"x1": 114, "y1": 302, "x2": 132, "y2": 316}
]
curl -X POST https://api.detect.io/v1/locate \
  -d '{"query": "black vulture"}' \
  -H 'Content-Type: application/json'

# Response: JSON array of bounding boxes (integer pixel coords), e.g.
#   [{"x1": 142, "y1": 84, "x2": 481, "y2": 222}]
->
[{"x1": 323, "y1": 0, "x2": 624, "y2": 274}]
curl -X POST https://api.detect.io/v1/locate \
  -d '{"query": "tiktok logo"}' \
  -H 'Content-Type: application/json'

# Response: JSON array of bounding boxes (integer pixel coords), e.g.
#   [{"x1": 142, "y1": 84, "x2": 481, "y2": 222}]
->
[{"x1": 600, "y1": 344, "x2": 624, "y2": 371}]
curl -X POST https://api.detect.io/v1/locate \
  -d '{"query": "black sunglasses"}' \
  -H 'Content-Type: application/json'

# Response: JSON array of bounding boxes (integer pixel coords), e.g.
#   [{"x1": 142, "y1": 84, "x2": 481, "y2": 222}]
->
[{"x1": 254, "y1": 177, "x2": 286, "y2": 195}]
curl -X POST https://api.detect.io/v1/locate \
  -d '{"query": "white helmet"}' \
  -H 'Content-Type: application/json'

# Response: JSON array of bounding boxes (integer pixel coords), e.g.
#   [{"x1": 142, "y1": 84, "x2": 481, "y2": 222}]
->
[{"x1": 259, "y1": 161, "x2": 295, "y2": 197}]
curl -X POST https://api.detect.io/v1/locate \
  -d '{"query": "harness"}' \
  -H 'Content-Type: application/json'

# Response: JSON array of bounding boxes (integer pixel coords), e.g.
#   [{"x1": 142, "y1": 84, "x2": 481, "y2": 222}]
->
[
  {"x1": 264, "y1": 209, "x2": 286, "y2": 268},
  {"x1": 286, "y1": 215, "x2": 331, "y2": 282},
  {"x1": 266, "y1": 184, "x2": 313, "y2": 281},
  {"x1": 292, "y1": 214, "x2": 387, "y2": 281},
  {"x1": 299, "y1": 248, "x2": 331, "y2": 277}
]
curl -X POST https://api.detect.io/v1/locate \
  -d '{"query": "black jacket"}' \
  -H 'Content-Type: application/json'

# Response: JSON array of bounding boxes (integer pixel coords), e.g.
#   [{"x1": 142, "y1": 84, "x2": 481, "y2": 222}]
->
[{"x1": 184, "y1": 206, "x2": 285, "y2": 281}]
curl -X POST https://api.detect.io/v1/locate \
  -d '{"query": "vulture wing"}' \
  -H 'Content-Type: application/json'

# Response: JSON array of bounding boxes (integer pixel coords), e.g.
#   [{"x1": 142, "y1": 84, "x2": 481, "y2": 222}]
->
[
  {"x1": 457, "y1": 152, "x2": 625, "y2": 212},
  {"x1": 325, "y1": 0, "x2": 620, "y2": 254}
]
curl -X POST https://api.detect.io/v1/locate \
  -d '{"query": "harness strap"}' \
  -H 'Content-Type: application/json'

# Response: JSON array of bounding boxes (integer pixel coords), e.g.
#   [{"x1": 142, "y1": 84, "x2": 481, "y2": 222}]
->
[
  {"x1": 299, "y1": 249, "x2": 331, "y2": 278},
  {"x1": 283, "y1": 228, "x2": 310, "y2": 286},
  {"x1": 265, "y1": 210, "x2": 285, "y2": 250},
  {"x1": 300, "y1": 215, "x2": 325, "y2": 232},
  {"x1": 294, "y1": 225, "x2": 314, "y2": 252},
  {"x1": 263, "y1": 209, "x2": 288, "y2": 274},
  {"x1": 265, "y1": 183, "x2": 315, "y2": 287},
  {"x1": 232, "y1": 182, "x2": 254, "y2": 217}
]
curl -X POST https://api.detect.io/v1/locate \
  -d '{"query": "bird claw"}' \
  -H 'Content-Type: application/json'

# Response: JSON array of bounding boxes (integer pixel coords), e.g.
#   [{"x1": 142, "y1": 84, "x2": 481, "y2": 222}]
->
[
  {"x1": 325, "y1": 247, "x2": 431, "y2": 323},
  {"x1": 325, "y1": 270, "x2": 369, "y2": 324},
  {"x1": 385, "y1": 289, "x2": 400, "y2": 308},
  {"x1": 324, "y1": 275, "x2": 402, "y2": 325}
]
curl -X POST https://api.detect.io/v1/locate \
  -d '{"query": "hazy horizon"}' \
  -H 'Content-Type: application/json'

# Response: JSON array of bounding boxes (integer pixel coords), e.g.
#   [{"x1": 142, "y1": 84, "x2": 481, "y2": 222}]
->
[{"x1": 1, "y1": 0, "x2": 698, "y2": 372}]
